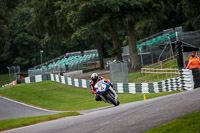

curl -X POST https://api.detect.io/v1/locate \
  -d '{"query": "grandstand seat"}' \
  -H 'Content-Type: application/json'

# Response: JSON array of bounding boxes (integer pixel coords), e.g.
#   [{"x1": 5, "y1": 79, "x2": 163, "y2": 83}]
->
[{"x1": 169, "y1": 33, "x2": 176, "y2": 38}]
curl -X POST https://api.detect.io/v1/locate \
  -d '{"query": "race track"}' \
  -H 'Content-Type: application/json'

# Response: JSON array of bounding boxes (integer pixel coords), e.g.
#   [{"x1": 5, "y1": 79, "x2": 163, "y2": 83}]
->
[
  {"x1": 0, "y1": 96, "x2": 61, "y2": 120},
  {"x1": 5, "y1": 88, "x2": 200, "y2": 133}
]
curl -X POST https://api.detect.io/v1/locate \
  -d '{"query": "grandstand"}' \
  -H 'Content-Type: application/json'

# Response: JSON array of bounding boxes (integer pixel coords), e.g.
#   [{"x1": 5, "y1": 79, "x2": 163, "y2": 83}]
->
[
  {"x1": 28, "y1": 49, "x2": 99, "y2": 76},
  {"x1": 122, "y1": 26, "x2": 183, "y2": 66}
]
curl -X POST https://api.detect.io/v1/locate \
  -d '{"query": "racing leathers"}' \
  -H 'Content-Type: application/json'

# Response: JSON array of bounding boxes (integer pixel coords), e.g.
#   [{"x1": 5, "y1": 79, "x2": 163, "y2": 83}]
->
[{"x1": 89, "y1": 77, "x2": 113, "y2": 101}]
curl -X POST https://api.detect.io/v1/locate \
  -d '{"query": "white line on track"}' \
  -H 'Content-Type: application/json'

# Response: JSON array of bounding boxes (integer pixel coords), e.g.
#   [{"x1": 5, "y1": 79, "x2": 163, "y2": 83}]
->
[{"x1": 0, "y1": 96, "x2": 64, "y2": 113}]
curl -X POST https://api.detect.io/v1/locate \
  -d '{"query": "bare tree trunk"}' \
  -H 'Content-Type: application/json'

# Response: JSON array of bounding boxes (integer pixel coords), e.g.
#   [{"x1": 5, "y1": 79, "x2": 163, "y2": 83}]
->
[
  {"x1": 110, "y1": 20, "x2": 122, "y2": 61},
  {"x1": 128, "y1": 20, "x2": 141, "y2": 70},
  {"x1": 95, "y1": 35, "x2": 104, "y2": 69}
]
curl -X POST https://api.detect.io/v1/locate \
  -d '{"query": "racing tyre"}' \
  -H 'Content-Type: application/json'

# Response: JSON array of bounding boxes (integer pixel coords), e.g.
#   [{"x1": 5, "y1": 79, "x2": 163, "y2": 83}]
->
[{"x1": 106, "y1": 92, "x2": 119, "y2": 106}]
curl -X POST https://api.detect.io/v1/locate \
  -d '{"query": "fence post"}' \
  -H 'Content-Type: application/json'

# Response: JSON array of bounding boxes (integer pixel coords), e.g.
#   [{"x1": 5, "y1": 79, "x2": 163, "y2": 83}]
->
[
  {"x1": 157, "y1": 69, "x2": 159, "y2": 78},
  {"x1": 141, "y1": 68, "x2": 143, "y2": 76},
  {"x1": 160, "y1": 61, "x2": 163, "y2": 69}
]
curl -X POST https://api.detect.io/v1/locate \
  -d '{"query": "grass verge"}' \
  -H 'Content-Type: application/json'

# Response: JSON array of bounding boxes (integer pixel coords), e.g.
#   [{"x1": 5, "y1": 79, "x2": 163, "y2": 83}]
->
[
  {"x1": 146, "y1": 110, "x2": 200, "y2": 133},
  {"x1": 0, "y1": 81, "x2": 179, "y2": 111},
  {"x1": 102, "y1": 70, "x2": 178, "y2": 83},
  {"x1": 102, "y1": 58, "x2": 178, "y2": 83},
  {"x1": 0, "y1": 73, "x2": 10, "y2": 86},
  {"x1": 0, "y1": 112, "x2": 80, "y2": 131}
]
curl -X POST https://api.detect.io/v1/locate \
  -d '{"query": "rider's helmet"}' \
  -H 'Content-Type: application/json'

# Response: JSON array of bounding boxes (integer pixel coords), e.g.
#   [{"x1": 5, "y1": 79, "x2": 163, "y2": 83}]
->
[{"x1": 91, "y1": 73, "x2": 98, "y2": 83}]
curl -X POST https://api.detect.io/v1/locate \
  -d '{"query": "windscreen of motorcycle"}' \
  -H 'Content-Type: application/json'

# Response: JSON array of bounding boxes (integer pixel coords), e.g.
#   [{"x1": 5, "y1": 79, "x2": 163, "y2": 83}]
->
[
  {"x1": 98, "y1": 84, "x2": 107, "y2": 92},
  {"x1": 95, "y1": 80, "x2": 106, "y2": 93},
  {"x1": 94, "y1": 80, "x2": 104, "y2": 88}
]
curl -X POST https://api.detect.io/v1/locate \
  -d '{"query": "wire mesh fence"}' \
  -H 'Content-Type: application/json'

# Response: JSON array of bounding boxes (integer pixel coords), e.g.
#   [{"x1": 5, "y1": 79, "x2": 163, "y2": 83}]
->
[
  {"x1": 180, "y1": 29, "x2": 200, "y2": 48},
  {"x1": 7, "y1": 66, "x2": 20, "y2": 82},
  {"x1": 121, "y1": 27, "x2": 200, "y2": 68},
  {"x1": 109, "y1": 61, "x2": 129, "y2": 83}
]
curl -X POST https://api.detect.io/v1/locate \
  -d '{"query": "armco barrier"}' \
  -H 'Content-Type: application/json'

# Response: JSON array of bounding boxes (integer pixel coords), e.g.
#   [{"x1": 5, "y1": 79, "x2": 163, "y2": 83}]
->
[{"x1": 17, "y1": 69, "x2": 194, "y2": 93}]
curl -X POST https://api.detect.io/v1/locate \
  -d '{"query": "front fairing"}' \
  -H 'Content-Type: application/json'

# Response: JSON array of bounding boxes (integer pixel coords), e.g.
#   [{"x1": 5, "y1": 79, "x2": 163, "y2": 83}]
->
[{"x1": 96, "y1": 83, "x2": 110, "y2": 95}]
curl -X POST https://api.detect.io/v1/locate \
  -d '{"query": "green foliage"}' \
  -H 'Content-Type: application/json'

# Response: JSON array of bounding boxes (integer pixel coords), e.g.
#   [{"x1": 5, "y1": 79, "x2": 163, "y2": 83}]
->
[
  {"x1": 4, "y1": 7, "x2": 41, "y2": 68},
  {"x1": 29, "y1": 0, "x2": 73, "y2": 38},
  {"x1": 182, "y1": 0, "x2": 200, "y2": 30},
  {"x1": 0, "y1": 0, "x2": 199, "y2": 73},
  {"x1": 0, "y1": 73, "x2": 10, "y2": 86}
]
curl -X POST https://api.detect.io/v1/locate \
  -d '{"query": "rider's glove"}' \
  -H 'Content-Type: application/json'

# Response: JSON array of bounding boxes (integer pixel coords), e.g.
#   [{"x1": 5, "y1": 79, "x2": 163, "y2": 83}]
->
[{"x1": 92, "y1": 91, "x2": 96, "y2": 94}]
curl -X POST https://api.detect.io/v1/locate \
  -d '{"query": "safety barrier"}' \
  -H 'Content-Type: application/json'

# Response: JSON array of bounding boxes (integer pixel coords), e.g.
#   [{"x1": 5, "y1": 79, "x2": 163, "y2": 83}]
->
[
  {"x1": 179, "y1": 69, "x2": 194, "y2": 90},
  {"x1": 1, "y1": 81, "x2": 17, "y2": 88},
  {"x1": 15, "y1": 69, "x2": 194, "y2": 94},
  {"x1": 50, "y1": 74, "x2": 90, "y2": 89},
  {"x1": 113, "y1": 78, "x2": 181, "y2": 93}
]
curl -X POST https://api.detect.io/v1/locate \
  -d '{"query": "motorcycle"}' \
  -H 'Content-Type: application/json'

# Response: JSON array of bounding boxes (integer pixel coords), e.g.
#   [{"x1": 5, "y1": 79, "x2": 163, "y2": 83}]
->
[{"x1": 95, "y1": 80, "x2": 120, "y2": 106}]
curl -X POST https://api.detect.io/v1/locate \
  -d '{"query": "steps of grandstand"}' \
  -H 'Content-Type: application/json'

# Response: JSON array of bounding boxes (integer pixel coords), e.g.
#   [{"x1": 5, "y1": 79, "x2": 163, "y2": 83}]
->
[{"x1": 28, "y1": 50, "x2": 99, "y2": 76}]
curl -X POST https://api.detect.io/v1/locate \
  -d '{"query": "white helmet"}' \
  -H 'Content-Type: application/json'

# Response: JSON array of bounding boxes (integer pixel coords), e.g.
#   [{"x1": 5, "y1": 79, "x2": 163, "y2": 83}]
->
[{"x1": 91, "y1": 73, "x2": 98, "y2": 83}]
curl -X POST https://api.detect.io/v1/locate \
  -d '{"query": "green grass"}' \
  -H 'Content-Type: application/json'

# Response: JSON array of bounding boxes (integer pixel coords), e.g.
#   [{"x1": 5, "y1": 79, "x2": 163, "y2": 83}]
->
[
  {"x1": 102, "y1": 70, "x2": 178, "y2": 83},
  {"x1": 146, "y1": 110, "x2": 200, "y2": 133},
  {"x1": 162, "y1": 61, "x2": 178, "y2": 69},
  {"x1": 0, "y1": 112, "x2": 80, "y2": 131},
  {"x1": 0, "y1": 73, "x2": 10, "y2": 86},
  {"x1": 102, "y1": 59, "x2": 178, "y2": 83},
  {"x1": 0, "y1": 81, "x2": 179, "y2": 111}
]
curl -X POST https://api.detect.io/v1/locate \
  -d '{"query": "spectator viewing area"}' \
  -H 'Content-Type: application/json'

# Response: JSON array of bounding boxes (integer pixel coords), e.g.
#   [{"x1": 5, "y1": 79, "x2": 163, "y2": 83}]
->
[{"x1": 28, "y1": 50, "x2": 99, "y2": 76}]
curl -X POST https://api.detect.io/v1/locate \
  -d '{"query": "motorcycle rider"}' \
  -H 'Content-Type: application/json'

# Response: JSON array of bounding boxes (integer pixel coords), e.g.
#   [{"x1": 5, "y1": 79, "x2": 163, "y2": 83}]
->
[{"x1": 90, "y1": 73, "x2": 114, "y2": 101}]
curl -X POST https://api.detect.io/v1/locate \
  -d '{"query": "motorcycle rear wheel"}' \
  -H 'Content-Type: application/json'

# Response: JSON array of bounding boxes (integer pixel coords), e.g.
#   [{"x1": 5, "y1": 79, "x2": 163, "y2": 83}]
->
[{"x1": 106, "y1": 92, "x2": 119, "y2": 106}]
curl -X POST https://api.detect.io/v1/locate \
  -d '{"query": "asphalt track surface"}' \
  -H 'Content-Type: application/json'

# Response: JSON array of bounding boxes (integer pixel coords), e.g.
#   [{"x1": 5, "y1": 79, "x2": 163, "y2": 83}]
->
[
  {"x1": 0, "y1": 96, "x2": 61, "y2": 120},
  {"x1": 3, "y1": 88, "x2": 200, "y2": 133}
]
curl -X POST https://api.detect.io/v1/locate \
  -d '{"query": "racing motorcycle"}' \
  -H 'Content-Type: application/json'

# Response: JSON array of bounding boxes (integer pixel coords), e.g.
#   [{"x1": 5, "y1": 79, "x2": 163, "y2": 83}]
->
[{"x1": 95, "y1": 80, "x2": 120, "y2": 106}]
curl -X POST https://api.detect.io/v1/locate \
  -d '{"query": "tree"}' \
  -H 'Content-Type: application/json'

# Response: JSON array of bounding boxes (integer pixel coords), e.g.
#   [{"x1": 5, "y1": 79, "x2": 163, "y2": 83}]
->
[
  {"x1": 28, "y1": 0, "x2": 73, "y2": 38},
  {"x1": 4, "y1": 7, "x2": 41, "y2": 68},
  {"x1": 29, "y1": 0, "x2": 106, "y2": 69},
  {"x1": 65, "y1": 0, "x2": 123, "y2": 63},
  {"x1": 182, "y1": 0, "x2": 200, "y2": 30},
  {"x1": 0, "y1": 0, "x2": 7, "y2": 73},
  {"x1": 117, "y1": 0, "x2": 168, "y2": 70},
  {"x1": 0, "y1": 0, "x2": 26, "y2": 73}
]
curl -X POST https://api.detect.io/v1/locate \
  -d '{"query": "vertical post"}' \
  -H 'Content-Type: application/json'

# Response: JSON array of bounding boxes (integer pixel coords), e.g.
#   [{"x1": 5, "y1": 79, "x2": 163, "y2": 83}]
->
[
  {"x1": 141, "y1": 68, "x2": 143, "y2": 76},
  {"x1": 12, "y1": 66, "x2": 17, "y2": 80},
  {"x1": 157, "y1": 69, "x2": 159, "y2": 78},
  {"x1": 7, "y1": 67, "x2": 11, "y2": 82},
  {"x1": 175, "y1": 41, "x2": 184, "y2": 70},
  {"x1": 153, "y1": 68, "x2": 154, "y2": 78},
  {"x1": 40, "y1": 50, "x2": 43, "y2": 66},
  {"x1": 160, "y1": 61, "x2": 162, "y2": 69},
  {"x1": 168, "y1": 37, "x2": 174, "y2": 56},
  {"x1": 40, "y1": 50, "x2": 43, "y2": 75},
  {"x1": 150, "y1": 45, "x2": 154, "y2": 64},
  {"x1": 140, "y1": 48, "x2": 144, "y2": 67},
  {"x1": 176, "y1": 32, "x2": 178, "y2": 41},
  {"x1": 171, "y1": 69, "x2": 172, "y2": 78}
]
